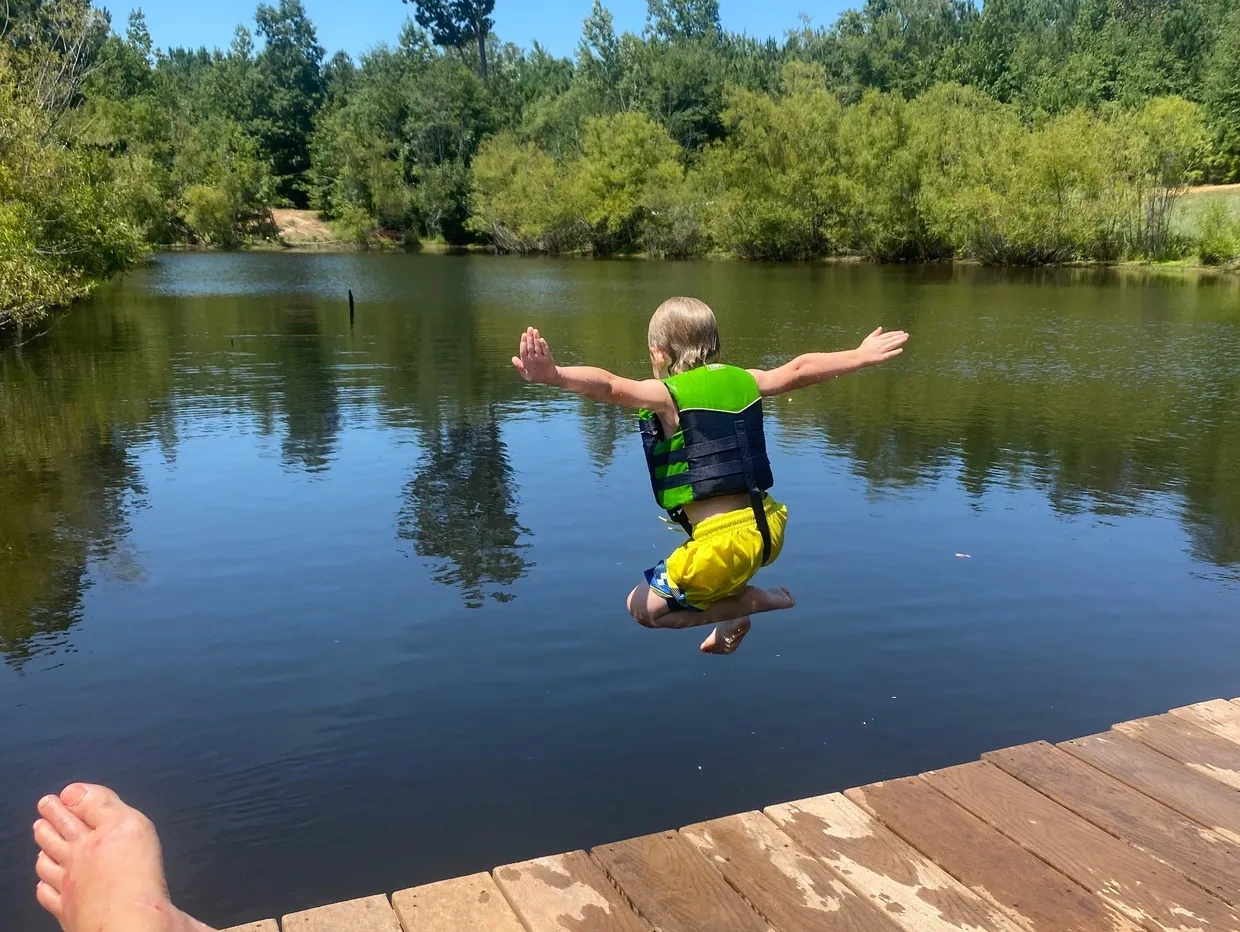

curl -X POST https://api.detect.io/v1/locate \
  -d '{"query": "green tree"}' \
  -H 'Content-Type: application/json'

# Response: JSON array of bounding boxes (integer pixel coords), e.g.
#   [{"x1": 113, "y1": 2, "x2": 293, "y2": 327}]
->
[
  {"x1": 700, "y1": 63, "x2": 851, "y2": 259},
  {"x1": 402, "y1": 0, "x2": 495, "y2": 79},
  {"x1": 575, "y1": 1, "x2": 637, "y2": 114},
  {"x1": 89, "y1": 10, "x2": 154, "y2": 99},
  {"x1": 253, "y1": 0, "x2": 326, "y2": 206},
  {"x1": 173, "y1": 124, "x2": 272, "y2": 244},
  {"x1": 404, "y1": 55, "x2": 490, "y2": 239},
  {"x1": 1203, "y1": 10, "x2": 1240, "y2": 181},
  {"x1": 182, "y1": 185, "x2": 236, "y2": 245},
  {"x1": 826, "y1": 0, "x2": 975, "y2": 101},
  {"x1": 214, "y1": 26, "x2": 260, "y2": 122},
  {"x1": 646, "y1": 0, "x2": 721, "y2": 42},
  {"x1": 0, "y1": 3, "x2": 147, "y2": 327},
  {"x1": 565, "y1": 110, "x2": 682, "y2": 252},
  {"x1": 323, "y1": 50, "x2": 358, "y2": 106},
  {"x1": 639, "y1": 168, "x2": 706, "y2": 257},
  {"x1": 838, "y1": 90, "x2": 937, "y2": 259},
  {"x1": 909, "y1": 84, "x2": 1122, "y2": 263},
  {"x1": 468, "y1": 133, "x2": 582, "y2": 252},
  {"x1": 488, "y1": 41, "x2": 572, "y2": 129},
  {"x1": 310, "y1": 103, "x2": 411, "y2": 232},
  {"x1": 630, "y1": 35, "x2": 726, "y2": 149},
  {"x1": 308, "y1": 39, "x2": 489, "y2": 242},
  {"x1": 2, "y1": 0, "x2": 108, "y2": 58},
  {"x1": 1117, "y1": 95, "x2": 1208, "y2": 256}
]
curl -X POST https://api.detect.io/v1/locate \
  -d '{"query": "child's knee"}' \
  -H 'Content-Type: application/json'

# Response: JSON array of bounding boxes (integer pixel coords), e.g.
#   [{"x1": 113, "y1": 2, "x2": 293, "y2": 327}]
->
[{"x1": 626, "y1": 586, "x2": 660, "y2": 628}]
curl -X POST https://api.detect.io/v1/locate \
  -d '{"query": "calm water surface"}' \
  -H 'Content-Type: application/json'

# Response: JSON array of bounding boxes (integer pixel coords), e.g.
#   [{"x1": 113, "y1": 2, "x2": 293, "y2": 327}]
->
[{"x1": 2, "y1": 253, "x2": 1239, "y2": 928}]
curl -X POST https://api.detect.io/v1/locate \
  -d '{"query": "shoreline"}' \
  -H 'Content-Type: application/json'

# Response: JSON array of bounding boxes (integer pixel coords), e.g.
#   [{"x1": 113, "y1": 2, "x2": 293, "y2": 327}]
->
[{"x1": 154, "y1": 242, "x2": 1240, "y2": 276}]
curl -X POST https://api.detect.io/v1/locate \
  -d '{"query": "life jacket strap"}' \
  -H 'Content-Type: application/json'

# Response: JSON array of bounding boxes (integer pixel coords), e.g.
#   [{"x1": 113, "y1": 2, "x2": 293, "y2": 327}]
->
[
  {"x1": 657, "y1": 434, "x2": 742, "y2": 466},
  {"x1": 651, "y1": 454, "x2": 772, "y2": 492},
  {"x1": 735, "y1": 419, "x2": 773, "y2": 566},
  {"x1": 666, "y1": 506, "x2": 694, "y2": 537}
]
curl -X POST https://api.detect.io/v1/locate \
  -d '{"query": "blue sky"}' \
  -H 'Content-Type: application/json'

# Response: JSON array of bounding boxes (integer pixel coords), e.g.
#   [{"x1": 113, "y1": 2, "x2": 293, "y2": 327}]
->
[{"x1": 98, "y1": 1, "x2": 846, "y2": 59}]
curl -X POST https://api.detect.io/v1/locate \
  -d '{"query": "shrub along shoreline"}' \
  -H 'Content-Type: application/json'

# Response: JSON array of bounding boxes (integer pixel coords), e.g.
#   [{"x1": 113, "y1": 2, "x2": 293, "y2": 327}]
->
[{"x1": 468, "y1": 75, "x2": 1225, "y2": 266}]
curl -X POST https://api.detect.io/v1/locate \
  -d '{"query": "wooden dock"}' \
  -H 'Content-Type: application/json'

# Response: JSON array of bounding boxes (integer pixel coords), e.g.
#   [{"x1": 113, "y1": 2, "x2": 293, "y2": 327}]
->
[{"x1": 225, "y1": 697, "x2": 1240, "y2": 932}]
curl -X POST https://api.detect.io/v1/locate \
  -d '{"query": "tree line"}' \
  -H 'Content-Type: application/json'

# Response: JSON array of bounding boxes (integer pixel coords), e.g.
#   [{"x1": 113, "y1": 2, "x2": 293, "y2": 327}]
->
[{"x1": 4, "y1": 0, "x2": 1240, "y2": 327}]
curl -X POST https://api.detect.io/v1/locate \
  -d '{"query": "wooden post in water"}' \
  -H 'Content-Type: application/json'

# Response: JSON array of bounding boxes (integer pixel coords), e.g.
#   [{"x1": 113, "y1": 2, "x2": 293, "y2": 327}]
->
[{"x1": 348, "y1": 289, "x2": 355, "y2": 328}]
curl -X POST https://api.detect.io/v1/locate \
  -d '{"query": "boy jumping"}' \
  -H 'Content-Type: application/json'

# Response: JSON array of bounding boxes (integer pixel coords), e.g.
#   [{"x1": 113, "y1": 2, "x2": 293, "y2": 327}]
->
[{"x1": 513, "y1": 297, "x2": 908, "y2": 655}]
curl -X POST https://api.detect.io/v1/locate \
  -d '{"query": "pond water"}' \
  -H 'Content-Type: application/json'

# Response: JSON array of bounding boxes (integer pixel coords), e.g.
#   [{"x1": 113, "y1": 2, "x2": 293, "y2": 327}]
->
[{"x1": 2, "y1": 253, "x2": 1238, "y2": 928}]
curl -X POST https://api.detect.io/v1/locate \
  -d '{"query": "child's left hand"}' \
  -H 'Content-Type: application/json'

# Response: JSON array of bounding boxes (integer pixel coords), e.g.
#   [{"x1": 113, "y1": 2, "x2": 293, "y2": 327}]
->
[
  {"x1": 856, "y1": 327, "x2": 909, "y2": 367},
  {"x1": 512, "y1": 327, "x2": 560, "y2": 385}
]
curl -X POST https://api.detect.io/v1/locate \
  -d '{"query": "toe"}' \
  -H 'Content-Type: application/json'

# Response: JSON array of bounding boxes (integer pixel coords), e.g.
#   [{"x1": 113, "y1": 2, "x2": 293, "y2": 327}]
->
[
  {"x1": 37, "y1": 796, "x2": 85, "y2": 842},
  {"x1": 33, "y1": 820, "x2": 69, "y2": 864},
  {"x1": 36, "y1": 852, "x2": 64, "y2": 891},
  {"x1": 61, "y1": 783, "x2": 122, "y2": 830},
  {"x1": 36, "y1": 880, "x2": 63, "y2": 920}
]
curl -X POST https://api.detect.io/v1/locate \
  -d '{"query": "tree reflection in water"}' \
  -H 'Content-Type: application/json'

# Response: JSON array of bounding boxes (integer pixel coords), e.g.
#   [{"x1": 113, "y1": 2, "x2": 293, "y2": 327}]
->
[{"x1": 398, "y1": 409, "x2": 532, "y2": 608}]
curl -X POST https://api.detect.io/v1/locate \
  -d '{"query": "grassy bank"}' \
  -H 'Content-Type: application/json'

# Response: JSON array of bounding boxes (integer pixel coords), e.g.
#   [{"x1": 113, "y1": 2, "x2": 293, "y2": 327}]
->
[{"x1": 1175, "y1": 184, "x2": 1240, "y2": 230}]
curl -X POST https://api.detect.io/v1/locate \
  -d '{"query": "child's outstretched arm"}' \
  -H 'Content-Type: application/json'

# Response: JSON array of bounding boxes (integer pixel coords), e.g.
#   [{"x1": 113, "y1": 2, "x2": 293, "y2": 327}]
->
[
  {"x1": 512, "y1": 327, "x2": 673, "y2": 414},
  {"x1": 751, "y1": 326, "x2": 909, "y2": 396}
]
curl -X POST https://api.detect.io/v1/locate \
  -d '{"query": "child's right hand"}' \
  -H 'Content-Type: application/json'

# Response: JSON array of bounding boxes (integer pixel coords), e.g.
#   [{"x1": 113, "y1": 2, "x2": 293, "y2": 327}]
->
[{"x1": 512, "y1": 327, "x2": 561, "y2": 385}]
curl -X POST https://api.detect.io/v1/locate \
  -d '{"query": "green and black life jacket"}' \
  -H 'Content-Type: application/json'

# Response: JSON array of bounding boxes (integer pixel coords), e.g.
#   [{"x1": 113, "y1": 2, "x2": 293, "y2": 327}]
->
[{"x1": 639, "y1": 364, "x2": 775, "y2": 563}]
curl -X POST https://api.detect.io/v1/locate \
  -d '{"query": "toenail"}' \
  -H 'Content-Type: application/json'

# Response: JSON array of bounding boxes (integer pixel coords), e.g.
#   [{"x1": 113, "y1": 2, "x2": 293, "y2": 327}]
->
[{"x1": 60, "y1": 785, "x2": 87, "y2": 807}]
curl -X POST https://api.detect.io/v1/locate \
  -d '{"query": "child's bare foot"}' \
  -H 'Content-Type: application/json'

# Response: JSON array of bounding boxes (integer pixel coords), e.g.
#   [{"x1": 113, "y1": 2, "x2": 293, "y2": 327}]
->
[
  {"x1": 739, "y1": 586, "x2": 795, "y2": 615},
  {"x1": 700, "y1": 616, "x2": 752, "y2": 654},
  {"x1": 33, "y1": 783, "x2": 214, "y2": 932}
]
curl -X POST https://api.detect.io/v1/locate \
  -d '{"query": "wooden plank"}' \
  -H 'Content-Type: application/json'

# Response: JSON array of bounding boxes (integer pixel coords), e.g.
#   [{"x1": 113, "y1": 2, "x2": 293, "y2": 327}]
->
[
  {"x1": 1118, "y1": 713, "x2": 1240, "y2": 790},
  {"x1": 591, "y1": 830, "x2": 772, "y2": 932},
  {"x1": 493, "y1": 850, "x2": 651, "y2": 932},
  {"x1": 283, "y1": 895, "x2": 402, "y2": 932},
  {"x1": 924, "y1": 760, "x2": 1240, "y2": 932},
  {"x1": 391, "y1": 873, "x2": 525, "y2": 932},
  {"x1": 845, "y1": 774, "x2": 1140, "y2": 932},
  {"x1": 680, "y1": 810, "x2": 903, "y2": 932},
  {"x1": 222, "y1": 923, "x2": 280, "y2": 932},
  {"x1": 1170, "y1": 700, "x2": 1240, "y2": 746},
  {"x1": 1061, "y1": 731, "x2": 1240, "y2": 846},
  {"x1": 986, "y1": 740, "x2": 1240, "y2": 906},
  {"x1": 765, "y1": 791, "x2": 1026, "y2": 932}
]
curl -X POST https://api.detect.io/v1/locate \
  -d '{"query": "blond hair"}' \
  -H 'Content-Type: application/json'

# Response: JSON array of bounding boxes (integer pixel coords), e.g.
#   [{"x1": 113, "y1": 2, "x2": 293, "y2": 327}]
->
[{"x1": 648, "y1": 297, "x2": 721, "y2": 375}]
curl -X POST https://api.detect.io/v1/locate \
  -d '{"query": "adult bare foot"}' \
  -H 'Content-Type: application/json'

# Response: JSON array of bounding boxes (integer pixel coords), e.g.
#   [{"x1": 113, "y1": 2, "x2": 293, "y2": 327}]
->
[
  {"x1": 33, "y1": 783, "x2": 215, "y2": 932},
  {"x1": 738, "y1": 586, "x2": 795, "y2": 615},
  {"x1": 700, "y1": 616, "x2": 752, "y2": 654}
]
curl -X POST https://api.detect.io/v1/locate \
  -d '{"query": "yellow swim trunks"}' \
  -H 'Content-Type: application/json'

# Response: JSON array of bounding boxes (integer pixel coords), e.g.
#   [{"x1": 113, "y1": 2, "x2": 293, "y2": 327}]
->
[{"x1": 644, "y1": 495, "x2": 788, "y2": 611}]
